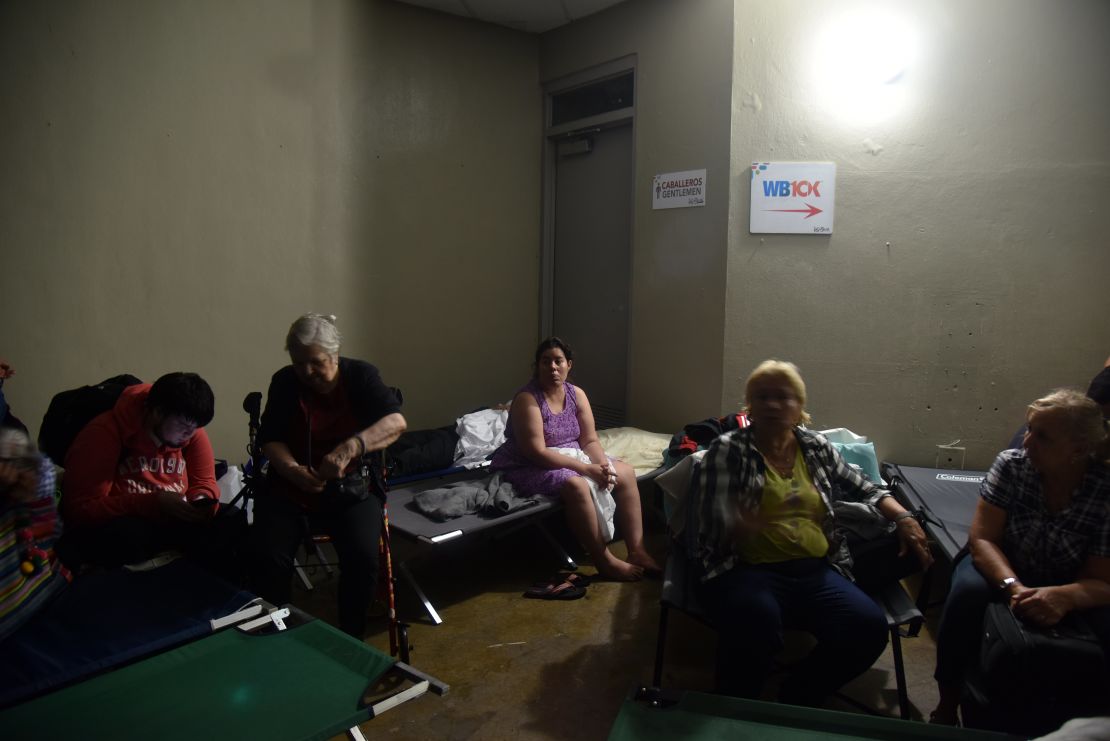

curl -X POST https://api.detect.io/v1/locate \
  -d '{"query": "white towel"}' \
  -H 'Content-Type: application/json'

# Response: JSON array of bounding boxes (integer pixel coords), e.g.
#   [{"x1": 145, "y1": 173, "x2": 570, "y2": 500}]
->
[{"x1": 551, "y1": 447, "x2": 617, "y2": 542}]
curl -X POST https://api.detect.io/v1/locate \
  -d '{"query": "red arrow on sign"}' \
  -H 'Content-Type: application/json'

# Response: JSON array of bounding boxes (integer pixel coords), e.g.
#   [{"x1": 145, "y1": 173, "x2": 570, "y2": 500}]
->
[{"x1": 764, "y1": 202, "x2": 823, "y2": 219}]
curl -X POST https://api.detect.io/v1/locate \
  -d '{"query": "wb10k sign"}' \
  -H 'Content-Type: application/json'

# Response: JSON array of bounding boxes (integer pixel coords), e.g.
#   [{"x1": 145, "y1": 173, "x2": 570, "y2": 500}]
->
[{"x1": 749, "y1": 162, "x2": 836, "y2": 234}]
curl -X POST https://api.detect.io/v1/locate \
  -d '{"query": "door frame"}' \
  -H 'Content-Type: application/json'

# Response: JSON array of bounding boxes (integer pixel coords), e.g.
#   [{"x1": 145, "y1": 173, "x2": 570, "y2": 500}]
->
[{"x1": 540, "y1": 55, "x2": 637, "y2": 338}]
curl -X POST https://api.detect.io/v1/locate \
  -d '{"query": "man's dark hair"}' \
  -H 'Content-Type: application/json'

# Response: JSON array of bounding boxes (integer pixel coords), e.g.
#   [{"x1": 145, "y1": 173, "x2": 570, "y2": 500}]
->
[{"x1": 147, "y1": 372, "x2": 215, "y2": 427}]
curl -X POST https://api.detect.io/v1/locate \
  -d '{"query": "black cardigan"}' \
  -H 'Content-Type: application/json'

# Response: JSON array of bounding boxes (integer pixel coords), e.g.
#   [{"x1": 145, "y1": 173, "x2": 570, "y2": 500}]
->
[{"x1": 257, "y1": 357, "x2": 402, "y2": 450}]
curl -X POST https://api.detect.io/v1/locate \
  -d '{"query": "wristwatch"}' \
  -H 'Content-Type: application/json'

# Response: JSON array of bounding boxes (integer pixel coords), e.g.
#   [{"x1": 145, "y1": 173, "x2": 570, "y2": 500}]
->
[{"x1": 998, "y1": 576, "x2": 1017, "y2": 591}]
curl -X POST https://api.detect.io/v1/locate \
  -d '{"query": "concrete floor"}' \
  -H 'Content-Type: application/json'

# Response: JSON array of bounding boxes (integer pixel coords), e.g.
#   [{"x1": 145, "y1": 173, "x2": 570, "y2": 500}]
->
[{"x1": 292, "y1": 514, "x2": 947, "y2": 741}]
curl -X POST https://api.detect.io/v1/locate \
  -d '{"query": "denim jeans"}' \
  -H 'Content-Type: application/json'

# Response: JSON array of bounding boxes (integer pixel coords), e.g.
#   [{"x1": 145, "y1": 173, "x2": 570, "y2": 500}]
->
[{"x1": 698, "y1": 558, "x2": 888, "y2": 705}]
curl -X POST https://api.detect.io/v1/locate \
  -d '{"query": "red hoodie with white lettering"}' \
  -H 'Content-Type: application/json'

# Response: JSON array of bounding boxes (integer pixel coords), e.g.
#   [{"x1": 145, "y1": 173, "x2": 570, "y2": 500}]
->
[{"x1": 62, "y1": 384, "x2": 219, "y2": 529}]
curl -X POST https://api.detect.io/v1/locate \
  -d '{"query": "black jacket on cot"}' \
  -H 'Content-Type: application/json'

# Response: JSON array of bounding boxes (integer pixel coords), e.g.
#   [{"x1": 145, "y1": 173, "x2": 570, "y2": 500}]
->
[{"x1": 663, "y1": 413, "x2": 748, "y2": 467}]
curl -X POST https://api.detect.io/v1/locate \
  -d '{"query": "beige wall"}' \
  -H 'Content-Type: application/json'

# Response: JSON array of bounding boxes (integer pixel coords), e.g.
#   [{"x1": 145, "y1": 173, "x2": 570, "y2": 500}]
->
[
  {"x1": 541, "y1": 0, "x2": 735, "y2": 434},
  {"x1": 0, "y1": 0, "x2": 540, "y2": 457},
  {"x1": 726, "y1": 0, "x2": 1110, "y2": 469}
]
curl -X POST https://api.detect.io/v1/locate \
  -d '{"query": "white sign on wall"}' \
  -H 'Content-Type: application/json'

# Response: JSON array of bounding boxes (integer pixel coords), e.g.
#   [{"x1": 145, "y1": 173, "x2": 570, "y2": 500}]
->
[
  {"x1": 652, "y1": 169, "x2": 706, "y2": 210},
  {"x1": 749, "y1": 161, "x2": 836, "y2": 234}
]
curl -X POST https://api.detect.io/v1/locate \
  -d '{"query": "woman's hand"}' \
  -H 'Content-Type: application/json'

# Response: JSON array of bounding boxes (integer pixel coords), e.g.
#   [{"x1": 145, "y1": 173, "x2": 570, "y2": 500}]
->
[
  {"x1": 895, "y1": 516, "x2": 934, "y2": 570},
  {"x1": 285, "y1": 464, "x2": 327, "y2": 494},
  {"x1": 317, "y1": 437, "x2": 362, "y2": 480},
  {"x1": 730, "y1": 508, "x2": 768, "y2": 546},
  {"x1": 1012, "y1": 585, "x2": 1072, "y2": 627},
  {"x1": 600, "y1": 461, "x2": 618, "y2": 488},
  {"x1": 263, "y1": 441, "x2": 327, "y2": 494},
  {"x1": 582, "y1": 462, "x2": 616, "y2": 489}
]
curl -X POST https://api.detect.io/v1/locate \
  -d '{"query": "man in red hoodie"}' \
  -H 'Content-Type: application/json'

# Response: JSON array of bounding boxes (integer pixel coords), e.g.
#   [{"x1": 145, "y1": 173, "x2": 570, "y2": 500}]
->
[{"x1": 59, "y1": 372, "x2": 219, "y2": 568}]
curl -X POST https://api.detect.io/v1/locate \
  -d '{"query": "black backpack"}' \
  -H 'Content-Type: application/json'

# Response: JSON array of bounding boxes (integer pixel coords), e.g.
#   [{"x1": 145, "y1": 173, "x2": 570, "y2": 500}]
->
[{"x1": 38, "y1": 374, "x2": 142, "y2": 465}]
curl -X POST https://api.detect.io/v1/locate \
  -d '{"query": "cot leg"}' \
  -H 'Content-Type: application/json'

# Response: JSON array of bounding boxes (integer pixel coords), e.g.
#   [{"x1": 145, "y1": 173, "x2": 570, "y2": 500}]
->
[
  {"x1": 890, "y1": 626, "x2": 910, "y2": 720},
  {"x1": 347, "y1": 725, "x2": 368, "y2": 741},
  {"x1": 652, "y1": 603, "x2": 670, "y2": 687},
  {"x1": 399, "y1": 623, "x2": 411, "y2": 665},
  {"x1": 293, "y1": 557, "x2": 314, "y2": 591},
  {"x1": 534, "y1": 521, "x2": 578, "y2": 571},
  {"x1": 394, "y1": 660, "x2": 451, "y2": 695},
  {"x1": 398, "y1": 561, "x2": 443, "y2": 625},
  {"x1": 313, "y1": 540, "x2": 334, "y2": 577},
  {"x1": 911, "y1": 566, "x2": 933, "y2": 635}
]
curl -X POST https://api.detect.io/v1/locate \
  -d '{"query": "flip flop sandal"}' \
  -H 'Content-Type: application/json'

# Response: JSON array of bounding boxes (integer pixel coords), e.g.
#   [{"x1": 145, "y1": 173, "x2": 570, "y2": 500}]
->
[
  {"x1": 522, "y1": 580, "x2": 587, "y2": 600},
  {"x1": 528, "y1": 571, "x2": 592, "y2": 590},
  {"x1": 532, "y1": 571, "x2": 592, "y2": 588},
  {"x1": 559, "y1": 571, "x2": 593, "y2": 587}
]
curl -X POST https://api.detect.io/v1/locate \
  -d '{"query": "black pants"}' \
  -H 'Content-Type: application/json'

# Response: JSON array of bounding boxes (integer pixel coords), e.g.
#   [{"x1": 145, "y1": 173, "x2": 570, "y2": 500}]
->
[
  {"x1": 57, "y1": 516, "x2": 213, "y2": 570},
  {"x1": 249, "y1": 493, "x2": 382, "y2": 638}
]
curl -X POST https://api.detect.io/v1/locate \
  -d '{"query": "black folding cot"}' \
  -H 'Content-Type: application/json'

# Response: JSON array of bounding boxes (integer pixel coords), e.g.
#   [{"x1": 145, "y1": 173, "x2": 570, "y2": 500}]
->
[
  {"x1": 881, "y1": 462, "x2": 988, "y2": 619},
  {"x1": 880, "y1": 463, "x2": 987, "y2": 565},
  {"x1": 382, "y1": 466, "x2": 576, "y2": 625}
]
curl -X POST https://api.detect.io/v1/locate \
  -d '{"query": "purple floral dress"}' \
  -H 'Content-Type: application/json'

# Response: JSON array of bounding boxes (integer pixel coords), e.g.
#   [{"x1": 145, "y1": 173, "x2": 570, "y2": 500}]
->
[{"x1": 490, "y1": 379, "x2": 583, "y2": 497}]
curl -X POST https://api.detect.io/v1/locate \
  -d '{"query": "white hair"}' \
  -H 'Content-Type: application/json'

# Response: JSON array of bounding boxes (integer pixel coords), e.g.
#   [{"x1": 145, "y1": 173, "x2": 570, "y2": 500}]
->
[
  {"x1": 0, "y1": 427, "x2": 36, "y2": 461},
  {"x1": 285, "y1": 313, "x2": 342, "y2": 354}
]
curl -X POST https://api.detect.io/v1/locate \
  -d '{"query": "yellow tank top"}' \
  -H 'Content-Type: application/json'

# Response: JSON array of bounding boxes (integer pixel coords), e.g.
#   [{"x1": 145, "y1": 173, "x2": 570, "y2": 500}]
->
[{"x1": 735, "y1": 448, "x2": 829, "y2": 564}]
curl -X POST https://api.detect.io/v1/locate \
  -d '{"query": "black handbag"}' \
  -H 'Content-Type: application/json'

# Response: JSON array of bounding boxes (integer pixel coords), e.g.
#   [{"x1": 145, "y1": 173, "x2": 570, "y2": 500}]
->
[
  {"x1": 965, "y1": 600, "x2": 1109, "y2": 733},
  {"x1": 323, "y1": 460, "x2": 375, "y2": 507}
]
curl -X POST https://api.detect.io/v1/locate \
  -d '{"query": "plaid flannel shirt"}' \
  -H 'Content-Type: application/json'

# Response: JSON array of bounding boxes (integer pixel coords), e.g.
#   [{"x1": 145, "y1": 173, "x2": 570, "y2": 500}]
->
[
  {"x1": 982, "y1": 449, "x2": 1110, "y2": 587},
  {"x1": 691, "y1": 426, "x2": 890, "y2": 582}
]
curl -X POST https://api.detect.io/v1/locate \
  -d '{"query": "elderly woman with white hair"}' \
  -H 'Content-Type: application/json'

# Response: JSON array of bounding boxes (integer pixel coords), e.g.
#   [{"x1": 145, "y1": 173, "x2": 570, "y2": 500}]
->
[
  {"x1": 692, "y1": 359, "x2": 931, "y2": 706},
  {"x1": 931, "y1": 389, "x2": 1110, "y2": 726},
  {"x1": 250, "y1": 313, "x2": 405, "y2": 637}
]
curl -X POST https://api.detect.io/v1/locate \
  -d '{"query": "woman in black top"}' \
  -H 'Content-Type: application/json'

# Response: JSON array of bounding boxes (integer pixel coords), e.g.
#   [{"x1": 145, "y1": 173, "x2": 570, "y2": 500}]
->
[{"x1": 250, "y1": 313, "x2": 405, "y2": 637}]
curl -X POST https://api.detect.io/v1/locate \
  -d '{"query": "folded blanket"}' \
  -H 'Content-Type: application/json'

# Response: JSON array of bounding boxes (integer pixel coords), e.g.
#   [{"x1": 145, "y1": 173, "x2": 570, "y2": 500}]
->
[{"x1": 412, "y1": 473, "x2": 538, "y2": 521}]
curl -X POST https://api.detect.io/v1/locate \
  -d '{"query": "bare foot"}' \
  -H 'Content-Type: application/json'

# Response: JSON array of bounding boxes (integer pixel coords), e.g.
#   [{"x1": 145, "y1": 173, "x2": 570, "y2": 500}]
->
[
  {"x1": 597, "y1": 553, "x2": 644, "y2": 581},
  {"x1": 627, "y1": 549, "x2": 663, "y2": 576}
]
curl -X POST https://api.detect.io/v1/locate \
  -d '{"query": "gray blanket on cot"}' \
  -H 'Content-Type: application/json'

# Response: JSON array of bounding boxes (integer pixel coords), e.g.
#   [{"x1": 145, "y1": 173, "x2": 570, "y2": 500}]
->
[{"x1": 412, "y1": 473, "x2": 540, "y2": 521}]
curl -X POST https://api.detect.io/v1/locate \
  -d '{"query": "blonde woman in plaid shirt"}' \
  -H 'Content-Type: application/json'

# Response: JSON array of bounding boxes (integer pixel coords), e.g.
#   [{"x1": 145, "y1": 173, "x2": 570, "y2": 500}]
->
[{"x1": 693, "y1": 360, "x2": 930, "y2": 706}]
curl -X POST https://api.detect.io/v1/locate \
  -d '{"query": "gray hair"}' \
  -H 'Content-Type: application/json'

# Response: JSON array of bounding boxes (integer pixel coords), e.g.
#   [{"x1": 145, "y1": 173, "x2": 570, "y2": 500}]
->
[
  {"x1": 0, "y1": 427, "x2": 38, "y2": 463},
  {"x1": 285, "y1": 313, "x2": 342, "y2": 354},
  {"x1": 1028, "y1": 388, "x2": 1110, "y2": 463}
]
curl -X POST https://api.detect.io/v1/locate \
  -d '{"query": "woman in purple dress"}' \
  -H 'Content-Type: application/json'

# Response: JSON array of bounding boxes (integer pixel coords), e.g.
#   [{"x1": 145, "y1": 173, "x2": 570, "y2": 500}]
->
[{"x1": 490, "y1": 337, "x2": 660, "y2": 581}]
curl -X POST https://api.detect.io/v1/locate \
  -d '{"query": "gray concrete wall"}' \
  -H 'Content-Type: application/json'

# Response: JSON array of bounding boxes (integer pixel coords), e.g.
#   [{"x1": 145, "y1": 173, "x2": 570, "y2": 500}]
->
[
  {"x1": 541, "y1": 0, "x2": 734, "y2": 434},
  {"x1": 0, "y1": 0, "x2": 540, "y2": 457},
  {"x1": 3, "y1": 0, "x2": 1104, "y2": 470},
  {"x1": 726, "y1": 0, "x2": 1110, "y2": 469}
]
